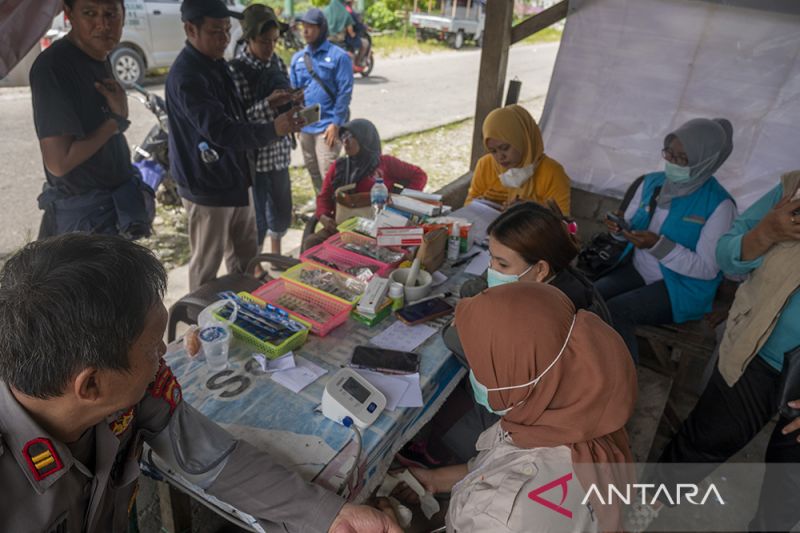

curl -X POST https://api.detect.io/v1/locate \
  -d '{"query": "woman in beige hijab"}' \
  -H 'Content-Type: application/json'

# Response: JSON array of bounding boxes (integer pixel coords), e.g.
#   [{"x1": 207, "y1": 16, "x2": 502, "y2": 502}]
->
[{"x1": 400, "y1": 283, "x2": 637, "y2": 532}]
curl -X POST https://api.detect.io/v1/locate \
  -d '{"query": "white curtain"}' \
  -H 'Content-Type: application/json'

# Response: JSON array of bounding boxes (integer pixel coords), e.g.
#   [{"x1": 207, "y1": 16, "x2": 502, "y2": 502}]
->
[
  {"x1": 539, "y1": 0, "x2": 800, "y2": 209},
  {"x1": 0, "y1": 0, "x2": 62, "y2": 78}
]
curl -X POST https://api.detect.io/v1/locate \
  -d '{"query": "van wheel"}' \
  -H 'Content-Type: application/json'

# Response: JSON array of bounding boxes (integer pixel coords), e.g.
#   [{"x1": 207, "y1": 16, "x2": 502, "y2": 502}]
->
[{"x1": 111, "y1": 47, "x2": 145, "y2": 87}]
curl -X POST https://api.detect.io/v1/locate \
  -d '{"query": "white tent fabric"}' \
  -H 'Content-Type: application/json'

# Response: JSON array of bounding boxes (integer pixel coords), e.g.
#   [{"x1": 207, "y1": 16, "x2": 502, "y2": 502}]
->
[
  {"x1": 0, "y1": 0, "x2": 61, "y2": 78},
  {"x1": 539, "y1": 0, "x2": 800, "y2": 209}
]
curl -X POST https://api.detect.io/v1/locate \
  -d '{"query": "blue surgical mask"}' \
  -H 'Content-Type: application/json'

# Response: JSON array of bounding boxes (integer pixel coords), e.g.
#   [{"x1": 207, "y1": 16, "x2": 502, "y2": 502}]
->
[
  {"x1": 469, "y1": 315, "x2": 577, "y2": 415},
  {"x1": 664, "y1": 161, "x2": 692, "y2": 184},
  {"x1": 486, "y1": 264, "x2": 533, "y2": 288}
]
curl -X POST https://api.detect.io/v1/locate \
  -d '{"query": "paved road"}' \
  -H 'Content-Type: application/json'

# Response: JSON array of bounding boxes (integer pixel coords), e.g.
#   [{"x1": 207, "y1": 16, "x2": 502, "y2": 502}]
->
[{"x1": 0, "y1": 42, "x2": 558, "y2": 256}]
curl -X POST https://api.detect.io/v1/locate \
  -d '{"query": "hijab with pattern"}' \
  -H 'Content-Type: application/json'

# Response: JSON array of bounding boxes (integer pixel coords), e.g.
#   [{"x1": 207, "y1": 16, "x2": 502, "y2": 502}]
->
[{"x1": 456, "y1": 282, "x2": 638, "y2": 532}]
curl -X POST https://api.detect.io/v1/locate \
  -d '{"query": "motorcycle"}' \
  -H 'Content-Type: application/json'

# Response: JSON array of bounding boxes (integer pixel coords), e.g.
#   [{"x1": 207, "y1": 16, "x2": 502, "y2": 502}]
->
[
  {"x1": 128, "y1": 84, "x2": 180, "y2": 206},
  {"x1": 344, "y1": 31, "x2": 374, "y2": 77}
]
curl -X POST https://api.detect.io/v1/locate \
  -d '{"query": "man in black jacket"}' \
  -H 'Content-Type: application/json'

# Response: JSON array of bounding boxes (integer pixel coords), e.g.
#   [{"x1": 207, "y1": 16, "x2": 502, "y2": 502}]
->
[{"x1": 167, "y1": 0, "x2": 304, "y2": 290}]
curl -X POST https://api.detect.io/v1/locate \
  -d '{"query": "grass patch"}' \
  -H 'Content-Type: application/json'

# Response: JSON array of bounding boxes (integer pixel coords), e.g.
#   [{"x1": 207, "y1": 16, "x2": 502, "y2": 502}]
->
[{"x1": 519, "y1": 26, "x2": 563, "y2": 45}]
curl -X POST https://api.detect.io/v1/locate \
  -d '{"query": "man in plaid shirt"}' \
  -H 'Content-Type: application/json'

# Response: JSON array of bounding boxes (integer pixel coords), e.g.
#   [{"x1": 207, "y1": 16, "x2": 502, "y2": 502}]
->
[{"x1": 229, "y1": 4, "x2": 302, "y2": 255}]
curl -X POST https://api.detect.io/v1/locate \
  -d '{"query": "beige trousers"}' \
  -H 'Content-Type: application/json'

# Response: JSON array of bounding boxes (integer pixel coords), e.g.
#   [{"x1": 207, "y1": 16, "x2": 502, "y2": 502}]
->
[
  {"x1": 182, "y1": 195, "x2": 258, "y2": 291},
  {"x1": 299, "y1": 131, "x2": 342, "y2": 194}
]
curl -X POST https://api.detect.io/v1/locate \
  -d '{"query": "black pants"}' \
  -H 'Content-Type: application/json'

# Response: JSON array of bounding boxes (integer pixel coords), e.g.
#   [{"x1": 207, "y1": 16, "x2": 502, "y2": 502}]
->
[
  {"x1": 594, "y1": 261, "x2": 673, "y2": 364},
  {"x1": 654, "y1": 356, "x2": 800, "y2": 532}
]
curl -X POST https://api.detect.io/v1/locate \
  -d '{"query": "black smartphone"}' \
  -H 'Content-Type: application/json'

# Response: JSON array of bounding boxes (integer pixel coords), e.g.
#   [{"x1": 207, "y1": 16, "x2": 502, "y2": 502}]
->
[
  {"x1": 351, "y1": 345, "x2": 420, "y2": 375},
  {"x1": 606, "y1": 212, "x2": 631, "y2": 232},
  {"x1": 396, "y1": 297, "x2": 454, "y2": 325}
]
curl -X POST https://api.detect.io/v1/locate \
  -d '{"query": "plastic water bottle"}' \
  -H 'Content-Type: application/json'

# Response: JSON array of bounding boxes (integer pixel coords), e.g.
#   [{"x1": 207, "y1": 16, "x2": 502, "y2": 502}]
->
[
  {"x1": 370, "y1": 172, "x2": 389, "y2": 220},
  {"x1": 198, "y1": 141, "x2": 219, "y2": 164}
]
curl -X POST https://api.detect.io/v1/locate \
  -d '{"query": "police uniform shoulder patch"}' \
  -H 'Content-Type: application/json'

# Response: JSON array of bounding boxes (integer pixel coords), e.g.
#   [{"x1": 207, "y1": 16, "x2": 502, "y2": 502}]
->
[
  {"x1": 23, "y1": 438, "x2": 63, "y2": 481},
  {"x1": 109, "y1": 406, "x2": 135, "y2": 436},
  {"x1": 147, "y1": 359, "x2": 182, "y2": 414}
]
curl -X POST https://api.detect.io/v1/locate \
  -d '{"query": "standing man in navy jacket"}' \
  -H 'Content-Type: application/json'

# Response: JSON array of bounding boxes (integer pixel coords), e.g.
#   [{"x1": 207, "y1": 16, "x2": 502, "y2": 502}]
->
[{"x1": 167, "y1": 0, "x2": 305, "y2": 290}]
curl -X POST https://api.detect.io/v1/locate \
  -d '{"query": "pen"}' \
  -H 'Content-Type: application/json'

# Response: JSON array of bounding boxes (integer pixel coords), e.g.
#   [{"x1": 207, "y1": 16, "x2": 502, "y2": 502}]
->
[
  {"x1": 452, "y1": 251, "x2": 481, "y2": 267},
  {"x1": 407, "y1": 291, "x2": 452, "y2": 306}
]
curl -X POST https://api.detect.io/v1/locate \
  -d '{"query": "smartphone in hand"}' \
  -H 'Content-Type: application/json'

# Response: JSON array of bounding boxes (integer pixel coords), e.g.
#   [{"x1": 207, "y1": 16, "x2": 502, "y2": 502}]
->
[{"x1": 606, "y1": 211, "x2": 631, "y2": 233}]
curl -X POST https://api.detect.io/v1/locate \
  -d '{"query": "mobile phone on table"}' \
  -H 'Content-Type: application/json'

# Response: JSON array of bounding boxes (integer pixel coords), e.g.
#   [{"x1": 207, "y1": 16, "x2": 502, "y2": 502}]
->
[
  {"x1": 297, "y1": 103, "x2": 321, "y2": 126},
  {"x1": 351, "y1": 345, "x2": 420, "y2": 375},
  {"x1": 606, "y1": 211, "x2": 631, "y2": 233},
  {"x1": 396, "y1": 298, "x2": 454, "y2": 326}
]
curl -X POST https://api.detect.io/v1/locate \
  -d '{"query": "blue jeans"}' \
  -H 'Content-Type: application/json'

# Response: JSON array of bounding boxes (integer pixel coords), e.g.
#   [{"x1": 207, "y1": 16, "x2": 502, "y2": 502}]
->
[
  {"x1": 253, "y1": 168, "x2": 292, "y2": 246},
  {"x1": 594, "y1": 261, "x2": 673, "y2": 364}
]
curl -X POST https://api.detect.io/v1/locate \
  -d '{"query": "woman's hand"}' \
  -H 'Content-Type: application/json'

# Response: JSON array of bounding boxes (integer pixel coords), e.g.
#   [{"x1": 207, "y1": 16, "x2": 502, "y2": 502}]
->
[
  {"x1": 390, "y1": 466, "x2": 439, "y2": 504},
  {"x1": 623, "y1": 230, "x2": 660, "y2": 249},
  {"x1": 604, "y1": 210, "x2": 623, "y2": 233},
  {"x1": 319, "y1": 214, "x2": 338, "y2": 233},
  {"x1": 782, "y1": 400, "x2": 800, "y2": 441},
  {"x1": 757, "y1": 198, "x2": 800, "y2": 246}
]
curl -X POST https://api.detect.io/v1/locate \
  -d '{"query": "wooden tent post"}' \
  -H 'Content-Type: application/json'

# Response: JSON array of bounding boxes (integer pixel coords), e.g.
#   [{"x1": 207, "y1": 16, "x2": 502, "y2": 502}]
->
[{"x1": 469, "y1": 0, "x2": 514, "y2": 168}]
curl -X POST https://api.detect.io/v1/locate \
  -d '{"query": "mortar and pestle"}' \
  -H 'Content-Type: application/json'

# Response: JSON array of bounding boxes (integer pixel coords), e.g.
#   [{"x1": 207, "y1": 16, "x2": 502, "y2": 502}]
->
[{"x1": 390, "y1": 258, "x2": 432, "y2": 302}]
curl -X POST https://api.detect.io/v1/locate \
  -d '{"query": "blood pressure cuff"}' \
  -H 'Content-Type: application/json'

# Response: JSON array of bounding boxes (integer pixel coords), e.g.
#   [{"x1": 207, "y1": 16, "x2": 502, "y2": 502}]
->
[{"x1": 148, "y1": 402, "x2": 237, "y2": 489}]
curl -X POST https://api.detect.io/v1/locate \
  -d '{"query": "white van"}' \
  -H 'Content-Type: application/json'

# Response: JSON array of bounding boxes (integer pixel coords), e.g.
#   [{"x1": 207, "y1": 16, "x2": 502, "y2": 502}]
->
[{"x1": 51, "y1": 0, "x2": 243, "y2": 86}]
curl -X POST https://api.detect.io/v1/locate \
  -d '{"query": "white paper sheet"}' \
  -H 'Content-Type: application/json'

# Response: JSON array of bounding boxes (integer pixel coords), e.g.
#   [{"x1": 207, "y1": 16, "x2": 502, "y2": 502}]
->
[
  {"x1": 395, "y1": 373, "x2": 423, "y2": 408},
  {"x1": 431, "y1": 271, "x2": 448, "y2": 287},
  {"x1": 370, "y1": 322, "x2": 437, "y2": 352},
  {"x1": 271, "y1": 356, "x2": 327, "y2": 393},
  {"x1": 450, "y1": 200, "x2": 501, "y2": 245},
  {"x1": 353, "y1": 369, "x2": 410, "y2": 411},
  {"x1": 464, "y1": 250, "x2": 491, "y2": 276}
]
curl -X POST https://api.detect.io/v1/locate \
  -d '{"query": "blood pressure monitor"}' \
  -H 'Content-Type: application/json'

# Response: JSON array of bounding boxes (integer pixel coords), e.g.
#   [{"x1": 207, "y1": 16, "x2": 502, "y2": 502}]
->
[{"x1": 322, "y1": 368, "x2": 386, "y2": 429}]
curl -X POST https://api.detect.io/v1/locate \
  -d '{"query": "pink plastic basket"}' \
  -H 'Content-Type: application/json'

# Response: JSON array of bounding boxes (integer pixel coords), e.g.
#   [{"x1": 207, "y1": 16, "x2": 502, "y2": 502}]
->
[
  {"x1": 251, "y1": 279, "x2": 352, "y2": 336},
  {"x1": 325, "y1": 231, "x2": 410, "y2": 269},
  {"x1": 301, "y1": 241, "x2": 394, "y2": 278}
]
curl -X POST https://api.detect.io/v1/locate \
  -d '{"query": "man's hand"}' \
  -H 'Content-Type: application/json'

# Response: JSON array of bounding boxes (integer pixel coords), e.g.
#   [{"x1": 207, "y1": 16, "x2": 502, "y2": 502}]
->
[
  {"x1": 623, "y1": 230, "x2": 660, "y2": 249},
  {"x1": 325, "y1": 123, "x2": 340, "y2": 148},
  {"x1": 390, "y1": 466, "x2": 439, "y2": 504},
  {"x1": 267, "y1": 89, "x2": 304, "y2": 108},
  {"x1": 782, "y1": 400, "x2": 800, "y2": 440},
  {"x1": 94, "y1": 78, "x2": 128, "y2": 118},
  {"x1": 328, "y1": 503, "x2": 402, "y2": 533},
  {"x1": 274, "y1": 108, "x2": 306, "y2": 136},
  {"x1": 757, "y1": 198, "x2": 800, "y2": 246}
]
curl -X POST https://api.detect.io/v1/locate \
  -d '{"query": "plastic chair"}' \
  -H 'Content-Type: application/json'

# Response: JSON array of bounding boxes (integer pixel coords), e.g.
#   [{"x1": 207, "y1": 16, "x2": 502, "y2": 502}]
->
[{"x1": 166, "y1": 253, "x2": 300, "y2": 342}]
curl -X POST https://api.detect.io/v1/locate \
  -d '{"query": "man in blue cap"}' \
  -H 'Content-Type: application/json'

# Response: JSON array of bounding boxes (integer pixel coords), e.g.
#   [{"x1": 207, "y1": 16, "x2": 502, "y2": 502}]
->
[
  {"x1": 167, "y1": 0, "x2": 305, "y2": 291},
  {"x1": 290, "y1": 8, "x2": 354, "y2": 194}
]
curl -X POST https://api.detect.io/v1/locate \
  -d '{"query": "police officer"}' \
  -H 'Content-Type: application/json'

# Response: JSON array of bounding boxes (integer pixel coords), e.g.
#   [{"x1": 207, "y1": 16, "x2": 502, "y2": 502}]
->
[{"x1": 0, "y1": 234, "x2": 400, "y2": 532}]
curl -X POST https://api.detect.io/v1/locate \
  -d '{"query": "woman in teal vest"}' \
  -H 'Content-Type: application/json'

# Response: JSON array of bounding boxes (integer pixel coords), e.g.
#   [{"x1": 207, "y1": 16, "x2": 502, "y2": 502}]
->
[{"x1": 596, "y1": 118, "x2": 737, "y2": 363}]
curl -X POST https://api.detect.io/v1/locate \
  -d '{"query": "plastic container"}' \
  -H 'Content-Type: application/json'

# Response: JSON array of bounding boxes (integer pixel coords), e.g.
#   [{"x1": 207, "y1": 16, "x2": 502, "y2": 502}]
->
[
  {"x1": 447, "y1": 222, "x2": 461, "y2": 261},
  {"x1": 301, "y1": 242, "x2": 393, "y2": 279},
  {"x1": 280, "y1": 262, "x2": 367, "y2": 306},
  {"x1": 199, "y1": 325, "x2": 231, "y2": 370},
  {"x1": 212, "y1": 292, "x2": 310, "y2": 359},
  {"x1": 326, "y1": 231, "x2": 410, "y2": 267},
  {"x1": 252, "y1": 279, "x2": 352, "y2": 337},
  {"x1": 389, "y1": 282, "x2": 404, "y2": 311}
]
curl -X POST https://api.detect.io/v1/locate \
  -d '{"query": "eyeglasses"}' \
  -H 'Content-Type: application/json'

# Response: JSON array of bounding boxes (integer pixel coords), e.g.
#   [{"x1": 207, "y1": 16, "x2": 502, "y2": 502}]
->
[
  {"x1": 662, "y1": 148, "x2": 689, "y2": 167},
  {"x1": 340, "y1": 131, "x2": 353, "y2": 142}
]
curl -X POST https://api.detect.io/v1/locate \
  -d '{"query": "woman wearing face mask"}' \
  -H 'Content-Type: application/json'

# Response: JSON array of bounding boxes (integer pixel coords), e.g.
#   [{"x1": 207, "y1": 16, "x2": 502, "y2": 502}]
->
[
  {"x1": 596, "y1": 117, "x2": 736, "y2": 364},
  {"x1": 442, "y1": 201, "x2": 610, "y2": 366},
  {"x1": 396, "y1": 283, "x2": 637, "y2": 533},
  {"x1": 465, "y1": 104, "x2": 571, "y2": 215},
  {"x1": 304, "y1": 118, "x2": 428, "y2": 249}
]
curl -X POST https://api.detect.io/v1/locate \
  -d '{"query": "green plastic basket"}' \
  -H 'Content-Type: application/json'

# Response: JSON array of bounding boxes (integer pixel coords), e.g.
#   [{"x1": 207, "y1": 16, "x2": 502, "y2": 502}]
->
[{"x1": 213, "y1": 292, "x2": 310, "y2": 359}]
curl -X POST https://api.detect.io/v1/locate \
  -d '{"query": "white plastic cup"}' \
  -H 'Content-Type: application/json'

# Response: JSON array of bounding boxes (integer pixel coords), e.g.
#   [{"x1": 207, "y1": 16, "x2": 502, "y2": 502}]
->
[{"x1": 199, "y1": 325, "x2": 231, "y2": 371}]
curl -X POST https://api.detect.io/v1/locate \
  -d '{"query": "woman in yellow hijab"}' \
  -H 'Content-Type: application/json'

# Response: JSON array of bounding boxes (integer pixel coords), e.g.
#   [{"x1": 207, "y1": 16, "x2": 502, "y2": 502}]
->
[{"x1": 466, "y1": 105, "x2": 571, "y2": 215}]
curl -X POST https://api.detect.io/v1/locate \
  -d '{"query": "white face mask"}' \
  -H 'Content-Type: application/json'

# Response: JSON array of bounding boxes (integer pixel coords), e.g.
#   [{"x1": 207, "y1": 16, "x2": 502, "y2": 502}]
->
[{"x1": 499, "y1": 163, "x2": 535, "y2": 188}]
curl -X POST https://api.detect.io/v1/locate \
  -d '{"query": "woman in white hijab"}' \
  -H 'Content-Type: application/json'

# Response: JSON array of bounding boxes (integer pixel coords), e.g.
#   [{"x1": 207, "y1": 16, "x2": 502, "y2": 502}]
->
[{"x1": 595, "y1": 117, "x2": 737, "y2": 363}]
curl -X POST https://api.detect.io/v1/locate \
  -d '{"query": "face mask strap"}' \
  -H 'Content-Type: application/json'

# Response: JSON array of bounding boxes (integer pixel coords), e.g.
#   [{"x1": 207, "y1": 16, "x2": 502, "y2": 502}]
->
[{"x1": 486, "y1": 314, "x2": 576, "y2": 393}]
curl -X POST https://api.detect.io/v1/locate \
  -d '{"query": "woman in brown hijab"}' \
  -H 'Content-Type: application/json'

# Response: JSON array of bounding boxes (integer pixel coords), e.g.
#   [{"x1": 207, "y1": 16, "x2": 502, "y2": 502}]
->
[{"x1": 402, "y1": 282, "x2": 637, "y2": 532}]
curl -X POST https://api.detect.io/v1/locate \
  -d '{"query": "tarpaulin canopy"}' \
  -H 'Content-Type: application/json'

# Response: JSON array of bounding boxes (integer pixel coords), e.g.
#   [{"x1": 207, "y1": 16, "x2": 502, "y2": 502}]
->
[
  {"x1": 0, "y1": 0, "x2": 61, "y2": 78},
  {"x1": 539, "y1": 0, "x2": 800, "y2": 208}
]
